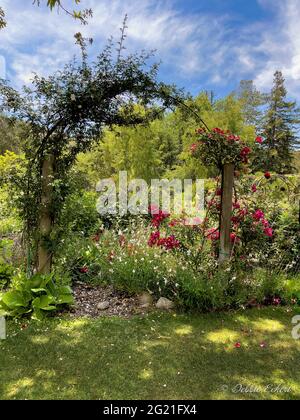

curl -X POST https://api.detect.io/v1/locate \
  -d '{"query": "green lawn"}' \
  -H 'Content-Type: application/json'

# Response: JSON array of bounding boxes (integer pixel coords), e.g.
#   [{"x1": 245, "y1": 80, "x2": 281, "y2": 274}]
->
[{"x1": 1, "y1": 307, "x2": 300, "y2": 400}]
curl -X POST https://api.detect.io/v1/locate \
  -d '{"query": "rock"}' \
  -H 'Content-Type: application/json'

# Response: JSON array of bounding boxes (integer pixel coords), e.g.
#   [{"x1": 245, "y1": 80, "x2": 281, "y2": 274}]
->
[
  {"x1": 138, "y1": 292, "x2": 153, "y2": 307},
  {"x1": 97, "y1": 301, "x2": 110, "y2": 311},
  {"x1": 156, "y1": 297, "x2": 174, "y2": 310}
]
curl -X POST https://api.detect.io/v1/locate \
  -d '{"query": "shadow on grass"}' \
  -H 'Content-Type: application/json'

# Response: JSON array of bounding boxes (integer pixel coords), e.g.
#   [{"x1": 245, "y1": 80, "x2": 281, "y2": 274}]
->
[{"x1": 0, "y1": 308, "x2": 300, "y2": 400}]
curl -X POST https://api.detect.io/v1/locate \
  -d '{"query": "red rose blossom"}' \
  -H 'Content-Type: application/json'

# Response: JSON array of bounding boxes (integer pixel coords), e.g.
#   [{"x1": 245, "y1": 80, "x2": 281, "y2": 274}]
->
[
  {"x1": 251, "y1": 184, "x2": 257, "y2": 193},
  {"x1": 264, "y1": 172, "x2": 271, "y2": 179},
  {"x1": 264, "y1": 227, "x2": 273, "y2": 238},
  {"x1": 253, "y1": 209, "x2": 265, "y2": 221}
]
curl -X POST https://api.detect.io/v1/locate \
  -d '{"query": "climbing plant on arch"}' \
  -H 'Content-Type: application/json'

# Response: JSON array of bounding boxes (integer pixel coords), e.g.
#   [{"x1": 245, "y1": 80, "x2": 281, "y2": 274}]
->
[
  {"x1": 192, "y1": 127, "x2": 253, "y2": 262},
  {"x1": 0, "y1": 40, "x2": 183, "y2": 274}
]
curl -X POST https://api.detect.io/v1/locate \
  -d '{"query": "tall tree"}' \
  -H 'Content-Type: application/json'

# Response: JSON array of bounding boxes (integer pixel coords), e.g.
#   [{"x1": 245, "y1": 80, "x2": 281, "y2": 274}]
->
[
  {"x1": 261, "y1": 71, "x2": 299, "y2": 174},
  {"x1": 237, "y1": 80, "x2": 267, "y2": 128}
]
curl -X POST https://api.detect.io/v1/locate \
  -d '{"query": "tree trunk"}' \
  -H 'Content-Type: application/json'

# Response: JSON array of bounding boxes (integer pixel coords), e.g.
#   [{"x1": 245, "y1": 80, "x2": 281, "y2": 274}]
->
[
  {"x1": 219, "y1": 163, "x2": 235, "y2": 264},
  {"x1": 37, "y1": 154, "x2": 54, "y2": 274}
]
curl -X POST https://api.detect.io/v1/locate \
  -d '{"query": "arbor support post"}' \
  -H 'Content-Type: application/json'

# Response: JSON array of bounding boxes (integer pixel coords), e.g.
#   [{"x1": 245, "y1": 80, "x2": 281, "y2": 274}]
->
[
  {"x1": 37, "y1": 154, "x2": 54, "y2": 274},
  {"x1": 219, "y1": 163, "x2": 235, "y2": 264}
]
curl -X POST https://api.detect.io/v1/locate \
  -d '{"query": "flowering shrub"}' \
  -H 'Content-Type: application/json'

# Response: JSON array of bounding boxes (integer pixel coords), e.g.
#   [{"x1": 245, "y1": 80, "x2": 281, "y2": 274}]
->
[{"x1": 191, "y1": 128, "x2": 253, "y2": 169}]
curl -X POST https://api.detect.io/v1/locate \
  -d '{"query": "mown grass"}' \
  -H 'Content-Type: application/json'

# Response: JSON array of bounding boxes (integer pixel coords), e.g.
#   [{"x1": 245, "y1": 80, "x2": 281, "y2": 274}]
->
[{"x1": 1, "y1": 307, "x2": 300, "y2": 400}]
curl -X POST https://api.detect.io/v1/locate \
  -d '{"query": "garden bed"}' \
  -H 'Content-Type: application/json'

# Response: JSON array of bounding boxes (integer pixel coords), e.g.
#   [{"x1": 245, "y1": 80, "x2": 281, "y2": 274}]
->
[{"x1": 70, "y1": 283, "x2": 153, "y2": 318}]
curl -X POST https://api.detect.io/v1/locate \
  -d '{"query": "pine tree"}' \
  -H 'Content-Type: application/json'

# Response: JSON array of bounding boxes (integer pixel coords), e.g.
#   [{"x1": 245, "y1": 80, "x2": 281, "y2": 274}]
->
[
  {"x1": 261, "y1": 71, "x2": 299, "y2": 174},
  {"x1": 237, "y1": 80, "x2": 267, "y2": 128}
]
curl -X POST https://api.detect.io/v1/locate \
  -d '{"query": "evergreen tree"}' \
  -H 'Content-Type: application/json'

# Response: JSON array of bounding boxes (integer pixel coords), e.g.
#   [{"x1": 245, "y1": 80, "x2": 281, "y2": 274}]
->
[
  {"x1": 261, "y1": 71, "x2": 299, "y2": 174},
  {"x1": 237, "y1": 80, "x2": 267, "y2": 128}
]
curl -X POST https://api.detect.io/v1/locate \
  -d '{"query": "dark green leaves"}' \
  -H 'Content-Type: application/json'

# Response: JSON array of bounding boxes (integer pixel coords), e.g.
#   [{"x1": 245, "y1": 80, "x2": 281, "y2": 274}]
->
[{"x1": 0, "y1": 273, "x2": 74, "y2": 319}]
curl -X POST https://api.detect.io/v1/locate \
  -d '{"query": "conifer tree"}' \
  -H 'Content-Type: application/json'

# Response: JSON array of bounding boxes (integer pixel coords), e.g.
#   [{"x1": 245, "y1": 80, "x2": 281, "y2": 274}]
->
[{"x1": 261, "y1": 71, "x2": 299, "y2": 174}]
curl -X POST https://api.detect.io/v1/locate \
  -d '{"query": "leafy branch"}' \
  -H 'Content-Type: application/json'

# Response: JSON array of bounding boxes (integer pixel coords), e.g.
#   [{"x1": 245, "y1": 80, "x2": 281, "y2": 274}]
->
[{"x1": 33, "y1": 0, "x2": 93, "y2": 25}]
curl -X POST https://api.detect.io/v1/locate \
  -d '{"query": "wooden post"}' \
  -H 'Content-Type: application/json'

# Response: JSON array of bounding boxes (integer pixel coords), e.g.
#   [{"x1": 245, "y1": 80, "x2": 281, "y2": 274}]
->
[
  {"x1": 219, "y1": 163, "x2": 235, "y2": 264},
  {"x1": 37, "y1": 154, "x2": 54, "y2": 274}
]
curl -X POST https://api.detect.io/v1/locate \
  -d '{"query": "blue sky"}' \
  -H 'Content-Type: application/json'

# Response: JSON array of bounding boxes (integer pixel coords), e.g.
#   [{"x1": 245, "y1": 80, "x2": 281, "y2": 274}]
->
[{"x1": 0, "y1": 0, "x2": 300, "y2": 100}]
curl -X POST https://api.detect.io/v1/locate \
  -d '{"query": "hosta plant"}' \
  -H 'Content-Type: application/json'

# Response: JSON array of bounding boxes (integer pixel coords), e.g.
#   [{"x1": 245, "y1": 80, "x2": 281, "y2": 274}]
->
[{"x1": 0, "y1": 273, "x2": 74, "y2": 320}]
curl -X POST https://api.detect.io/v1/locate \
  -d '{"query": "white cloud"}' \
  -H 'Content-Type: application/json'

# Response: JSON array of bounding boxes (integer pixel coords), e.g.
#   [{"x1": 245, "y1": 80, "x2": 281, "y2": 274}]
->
[
  {"x1": 0, "y1": 0, "x2": 300, "y2": 99},
  {"x1": 253, "y1": 0, "x2": 300, "y2": 99}
]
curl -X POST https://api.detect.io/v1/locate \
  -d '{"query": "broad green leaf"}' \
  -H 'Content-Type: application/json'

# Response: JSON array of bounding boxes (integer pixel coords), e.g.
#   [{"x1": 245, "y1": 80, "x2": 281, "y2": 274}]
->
[{"x1": 1, "y1": 291, "x2": 28, "y2": 309}]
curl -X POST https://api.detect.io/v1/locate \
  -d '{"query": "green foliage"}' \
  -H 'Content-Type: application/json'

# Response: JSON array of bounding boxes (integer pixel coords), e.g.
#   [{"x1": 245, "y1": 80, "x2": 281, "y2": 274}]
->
[
  {"x1": 0, "y1": 263, "x2": 14, "y2": 290},
  {"x1": 0, "y1": 273, "x2": 73, "y2": 319},
  {"x1": 0, "y1": 152, "x2": 25, "y2": 235},
  {"x1": 75, "y1": 92, "x2": 257, "y2": 188},
  {"x1": 269, "y1": 205, "x2": 300, "y2": 274},
  {"x1": 294, "y1": 152, "x2": 300, "y2": 174},
  {"x1": 283, "y1": 276, "x2": 300, "y2": 304},
  {"x1": 59, "y1": 191, "x2": 101, "y2": 237},
  {"x1": 0, "y1": 117, "x2": 24, "y2": 155}
]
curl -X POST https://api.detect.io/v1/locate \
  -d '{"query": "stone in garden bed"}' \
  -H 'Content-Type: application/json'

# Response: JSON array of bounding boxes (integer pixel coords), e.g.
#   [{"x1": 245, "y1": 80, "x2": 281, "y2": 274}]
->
[
  {"x1": 138, "y1": 292, "x2": 153, "y2": 308},
  {"x1": 156, "y1": 297, "x2": 175, "y2": 310}
]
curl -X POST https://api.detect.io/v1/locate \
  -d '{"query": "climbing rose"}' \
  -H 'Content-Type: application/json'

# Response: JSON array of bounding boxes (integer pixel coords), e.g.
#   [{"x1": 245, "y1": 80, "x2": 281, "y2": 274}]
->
[
  {"x1": 158, "y1": 235, "x2": 180, "y2": 250},
  {"x1": 256, "y1": 136, "x2": 263, "y2": 144},
  {"x1": 261, "y1": 219, "x2": 269, "y2": 228},
  {"x1": 151, "y1": 210, "x2": 170, "y2": 228},
  {"x1": 148, "y1": 231, "x2": 160, "y2": 247},
  {"x1": 212, "y1": 127, "x2": 225, "y2": 135},
  {"x1": 240, "y1": 146, "x2": 252, "y2": 163},
  {"x1": 230, "y1": 233, "x2": 240, "y2": 243},
  {"x1": 264, "y1": 227, "x2": 273, "y2": 238},
  {"x1": 251, "y1": 184, "x2": 257, "y2": 193},
  {"x1": 206, "y1": 228, "x2": 220, "y2": 241},
  {"x1": 265, "y1": 172, "x2": 271, "y2": 180},
  {"x1": 253, "y1": 209, "x2": 265, "y2": 221},
  {"x1": 239, "y1": 208, "x2": 248, "y2": 218}
]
